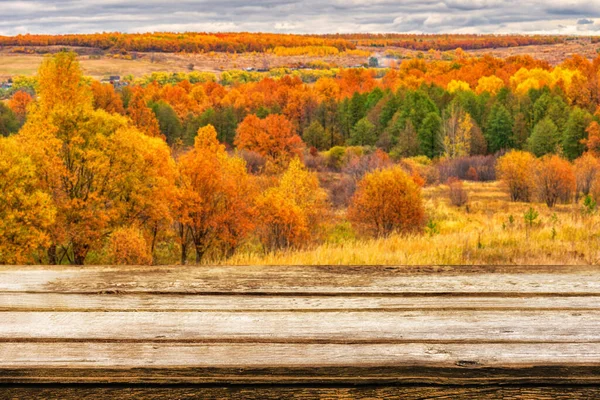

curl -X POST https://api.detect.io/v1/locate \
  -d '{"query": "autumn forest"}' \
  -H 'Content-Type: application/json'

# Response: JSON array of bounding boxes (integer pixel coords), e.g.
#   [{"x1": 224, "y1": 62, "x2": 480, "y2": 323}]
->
[{"x1": 3, "y1": 33, "x2": 600, "y2": 265}]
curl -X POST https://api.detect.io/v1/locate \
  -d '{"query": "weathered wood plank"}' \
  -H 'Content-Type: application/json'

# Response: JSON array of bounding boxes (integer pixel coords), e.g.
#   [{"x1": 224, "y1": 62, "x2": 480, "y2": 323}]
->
[
  {"x1": 2, "y1": 342, "x2": 600, "y2": 368},
  {"x1": 1, "y1": 265, "x2": 599, "y2": 392},
  {"x1": 0, "y1": 311, "x2": 598, "y2": 342},
  {"x1": 4, "y1": 386, "x2": 600, "y2": 400},
  {"x1": 2, "y1": 293, "x2": 599, "y2": 311},
  {"x1": 2, "y1": 265, "x2": 600, "y2": 294}
]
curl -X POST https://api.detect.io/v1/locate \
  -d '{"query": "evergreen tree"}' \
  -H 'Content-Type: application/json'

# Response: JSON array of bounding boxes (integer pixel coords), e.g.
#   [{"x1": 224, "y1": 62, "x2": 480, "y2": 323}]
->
[
  {"x1": 349, "y1": 118, "x2": 377, "y2": 146},
  {"x1": 485, "y1": 103, "x2": 514, "y2": 152},
  {"x1": 151, "y1": 101, "x2": 183, "y2": 145},
  {"x1": 527, "y1": 118, "x2": 560, "y2": 157},
  {"x1": 392, "y1": 120, "x2": 420, "y2": 158},
  {"x1": 418, "y1": 112, "x2": 444, "y2": 158},
  {"x1": 562, "y1": 107, "x2": 592, "y2": 160},
  {"x1": 303, "y1": 121, "x2": 328, "y2": 150},
  {"x1": 399, "y1": 90, "x2": 438, "y2": 132},
  {"x1": 378, "y1": 94, "x2": 399, "y2": 129}
]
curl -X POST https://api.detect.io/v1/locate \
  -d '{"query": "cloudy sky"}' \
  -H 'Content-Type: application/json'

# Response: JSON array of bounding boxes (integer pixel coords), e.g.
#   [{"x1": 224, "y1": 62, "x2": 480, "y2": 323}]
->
[{"x1": 2, "y1": 0, "x2": 600, "y2": 35}]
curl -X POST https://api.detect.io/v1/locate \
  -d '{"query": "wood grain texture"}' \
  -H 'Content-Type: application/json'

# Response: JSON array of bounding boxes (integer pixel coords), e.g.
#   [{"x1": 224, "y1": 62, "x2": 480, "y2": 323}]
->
[
  {"x1": 0, "y1": 264, "x2": 599, "y2": 396},
  {"x1": 4, "y1": 385, "x2": 600, "y2": 400},
  {"x1": 2, "y1": 265, "x2": 600, "y2": 294},
  {"x1": 2, "y1": 293, "x2": 599, "y2": 311},
  {"x1": 1, "y1": 310, "x2": 599, "y2": 342}
]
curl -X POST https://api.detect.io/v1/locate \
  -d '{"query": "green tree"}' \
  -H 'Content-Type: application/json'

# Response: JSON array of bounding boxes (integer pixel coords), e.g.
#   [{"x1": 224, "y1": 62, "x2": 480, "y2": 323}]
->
[
  {"x1": 527, "y1": 118, "x2": 560, "y2": 157},
  {"x1": 0, "y1": 102, "x2": 21, "y2": 137},
  {"x1": 562, "y1": 107, "x2": 593, "y2": 160},
  {"x1": 418, "y1": 112, "x2": 444, "y2": 158},
  {"x1": 391, "y1": 120, "x2": 420, "y2": 158},
  {"x1": 349, "y1": 118, "x2": 377, "y2": 146},
  {"x1": 399, "y1": 90, "x2": 438, "y2": 132},
  {"x1": 486, "y1": 103, "x2": 514, "y2": 152},
  {"x1": 151, "y1": 100, "x2": 183, "y2": 145},
  {"x1": 303, "y1": 120, "x2": 328, "y2": 150}
]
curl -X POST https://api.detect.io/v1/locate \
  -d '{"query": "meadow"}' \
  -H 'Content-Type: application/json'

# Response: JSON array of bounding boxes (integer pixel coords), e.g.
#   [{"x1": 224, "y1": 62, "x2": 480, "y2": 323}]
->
[{"x1": 227, "y1": 180, "x2": 600, "y2": 266}]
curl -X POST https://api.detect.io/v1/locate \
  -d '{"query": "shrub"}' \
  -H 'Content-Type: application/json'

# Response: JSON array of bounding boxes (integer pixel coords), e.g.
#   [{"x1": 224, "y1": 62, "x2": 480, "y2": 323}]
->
[
  {"x1": 400, "y1": 157, "x2": 439, "y2": 186},
  {"x1": 238, "y1": 149, "x2": 266, "y2": 174},
  {"x1": 496, "y1": 150, "x2": 537, "y2": 202},
  {"x1": 303, "y1": 150, "x2": 327, "y2": 172},
  {"x1": 447, "y1": 177, "x2": 468, "y2": 207},
  {"x1": 326, "y1": 146, "x2": 346, "y2": 171},
  {"x1": 109, "y1": 227, "x2": 153, "y2": 265},
  {"x1": 342, "y1": 149, "x2": 392, "y2": 179},
  {"x1": 328, "y1": 174, "x2": 357, "y2": 208},
  {"x1": 535, "y1": 154, "x2": 576, "y2": 207},
  {"x1": 438, "y1": 155, "x2": 497, "y2": 182},
  {"x1": 574, "y1": 152, "x2": 599, "y2": 198},
  {"x1": 348, "y1": 166, "x2": 425, "y2": 237}
]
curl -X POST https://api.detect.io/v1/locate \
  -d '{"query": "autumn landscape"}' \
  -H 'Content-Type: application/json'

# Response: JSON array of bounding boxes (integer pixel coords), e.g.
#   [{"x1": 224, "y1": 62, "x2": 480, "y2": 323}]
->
[{"x1": 2, "y1": 32, "x2": 600, "y2": 266}]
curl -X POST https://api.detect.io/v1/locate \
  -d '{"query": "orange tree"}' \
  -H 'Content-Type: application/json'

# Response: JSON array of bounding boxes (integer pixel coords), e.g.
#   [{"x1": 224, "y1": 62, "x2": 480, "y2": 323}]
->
[
  {"x1": 176, "y1": 124, "x2": 256, "y2": 264},
  {"x1": 8, "y1": 90, "x2": 33, "y2": 124},
  {"x1": 90, "y1": 81, "x2": 125, "y2": 115},
  {"x1": 235, "y1": 114, "x2": 305, "y2": 167},
  {"x1": 574, "y1": 152, "x2": 599, "y2": 198},
  {"x1": 348, "y1": 166, "x2": 425, "y2": 237},
  {"x1": 535, "y1": 154, "x2": 576, "y2": 207}
]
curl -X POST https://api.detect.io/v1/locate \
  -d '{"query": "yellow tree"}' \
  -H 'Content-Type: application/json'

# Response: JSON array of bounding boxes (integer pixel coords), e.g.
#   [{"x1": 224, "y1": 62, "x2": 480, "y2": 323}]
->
[
  {"x1": 0, "y1": 136, "x2": 55, "y2": 264},
  {"x1": 443, "y1": 104, "x2": 472, "y2": 159},
  {"x1": 18, "y1": 52, "x2": 176, "y2": 265},
  {"x1": 177, "y1": 125, "x2": 256, "y2": 264},
  {"x1": 476, "y1": 75, "x2": 504, "y2": 95},
  {"x1": 496, "y1": 150, "x2": 538, "y2": 202},
  {"x1": 255, "y1": 158, "x2": 327, "y2": 251}
]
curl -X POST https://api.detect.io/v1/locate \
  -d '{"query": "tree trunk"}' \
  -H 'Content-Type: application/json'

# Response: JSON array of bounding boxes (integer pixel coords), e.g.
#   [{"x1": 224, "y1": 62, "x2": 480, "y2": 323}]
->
[
  {"x1": 179, "y1": 224, "x2": 188, "y2": 265},
  {"x1": 47, "y1": 244, "x2": 57, "y2": 265},
  {"x1": 181, "y1": 242, "x2": 188, "y2": 265},
  {"x1": 72, "y1": 243, "x2": 88, "y2": 265},
  {"x1": 195, "y1": 247, "x2": 204, "y2": 264}
]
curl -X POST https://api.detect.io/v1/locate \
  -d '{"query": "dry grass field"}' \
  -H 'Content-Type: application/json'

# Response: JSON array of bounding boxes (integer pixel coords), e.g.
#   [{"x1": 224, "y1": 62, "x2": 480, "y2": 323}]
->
[
  {"x1": 227, "y1": 181, "x2": 600, "y2": 266},
  {"x1": 0, "y1": 49, "x2": 368, "y2": 81}
]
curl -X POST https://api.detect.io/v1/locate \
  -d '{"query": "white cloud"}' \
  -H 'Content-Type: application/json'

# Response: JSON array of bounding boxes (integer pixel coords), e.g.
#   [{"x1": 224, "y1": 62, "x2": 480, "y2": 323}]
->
[{"x1": 0, "y1": 0, "x2": 599, "y2": 35}]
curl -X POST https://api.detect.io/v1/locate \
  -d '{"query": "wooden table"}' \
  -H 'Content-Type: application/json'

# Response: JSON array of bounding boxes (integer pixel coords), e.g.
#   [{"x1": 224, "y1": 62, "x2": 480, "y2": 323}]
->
[{"x1": 1, "y1": 265, "x2": 600, "y2": 399}]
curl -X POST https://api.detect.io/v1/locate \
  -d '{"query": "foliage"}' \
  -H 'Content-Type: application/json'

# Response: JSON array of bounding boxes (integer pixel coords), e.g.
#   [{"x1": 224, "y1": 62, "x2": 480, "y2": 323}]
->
[
  {"x1": 177, "y1": 125, "x2": 256, "y2": 263},
  {"x1": 90, "y1": 81, "x2": 125, "y2": 115},
  {"x1": 447, "y1": 177, "x2": 468, "y2": 207},
  {"x1": 574, "y1": 153, "x2": 599, "y2": 198},
  {"x1": 8, "y1": 91, "x2": 33, "y2": 125},
  {"x1": 348, "y1": 166, "x2": 424, "y2": 237},
  {"x1": 527, "y1": 118, "x2": 560, "y2": 157},
  {"x1": 17, "y1": 52, "x2": 176, "y2": 265},
  {"x1": 496, "y1": 150, "x2": 537, "y2": 202},
  {"x1": 235, "y1": 114, "x2": 304, "y2": 167},
  {"x1": 255, "y1": 158, "x2": 327, "y2": 251},
  {"x1": 349, "y1": 117, "x2": 377, "y2": 146},
  {"x1": 108, "y1": 226, "x2": 153, "y2": 265},
  {"x1": 535, "y1": 154, "x2": 576, "y2": 207},
  {"x1": 0, "y1": 136, "x2": 55, "y2": 264}
]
